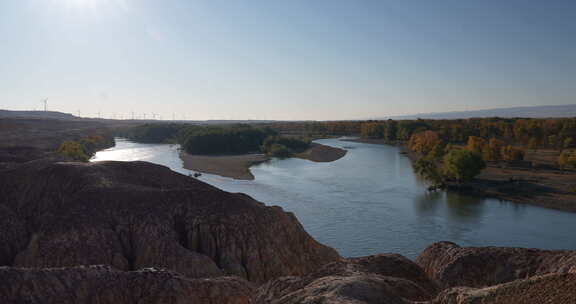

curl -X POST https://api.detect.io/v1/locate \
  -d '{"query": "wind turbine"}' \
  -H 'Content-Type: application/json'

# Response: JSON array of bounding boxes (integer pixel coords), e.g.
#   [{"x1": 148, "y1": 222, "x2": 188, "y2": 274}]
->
[{"x1": 41, "y1": 98, "x2": 48, "y2": 111}]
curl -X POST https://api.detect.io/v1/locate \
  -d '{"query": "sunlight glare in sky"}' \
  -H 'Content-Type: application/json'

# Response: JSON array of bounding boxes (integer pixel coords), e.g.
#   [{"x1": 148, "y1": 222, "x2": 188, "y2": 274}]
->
[
  {"x1": 58, "y1": 0, "x2": 106, "y2": 9},
  {"x1": 51, "y1": 0, "x2": 128, "y2": 14}
]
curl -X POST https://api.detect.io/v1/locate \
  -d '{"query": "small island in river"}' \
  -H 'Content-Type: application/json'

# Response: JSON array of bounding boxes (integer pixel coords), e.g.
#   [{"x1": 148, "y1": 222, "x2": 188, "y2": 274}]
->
[{"x1": 180, "y1": 142, "x2": 347, "y2": 180}]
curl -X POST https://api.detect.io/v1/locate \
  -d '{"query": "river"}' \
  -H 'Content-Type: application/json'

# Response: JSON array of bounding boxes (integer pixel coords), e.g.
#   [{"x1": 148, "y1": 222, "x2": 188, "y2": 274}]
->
[{"x1": 92, "y1": 137, "x2": 576, "y2": 258}]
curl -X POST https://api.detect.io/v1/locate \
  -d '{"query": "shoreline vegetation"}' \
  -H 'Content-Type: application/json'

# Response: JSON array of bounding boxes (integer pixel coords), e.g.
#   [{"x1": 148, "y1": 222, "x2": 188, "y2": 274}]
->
[{"x1": 345, "y1": 137, "x2": 576, "y2": 212}]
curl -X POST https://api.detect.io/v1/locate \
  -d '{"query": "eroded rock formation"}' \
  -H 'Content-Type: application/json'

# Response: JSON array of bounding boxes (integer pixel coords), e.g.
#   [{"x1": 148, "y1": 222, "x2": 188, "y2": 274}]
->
[
  {"x1": 0, "y1": 265, "x2": 254, "y2": 304},
  {"x1": 1, "y1": 158, "x2": 575, "y2": 303},
  {"x1": 255, "y1": 254, "x2": 439, "y2": 304},
  {"x1": 432, "y1": 273, "x2": 576, "y2": 304},
  {"x1": 0, "y1": 160, "x2": 340, "y2": 284},
  {"x1": 416, "y1": 241, "x2": 576, "y2": 289}
]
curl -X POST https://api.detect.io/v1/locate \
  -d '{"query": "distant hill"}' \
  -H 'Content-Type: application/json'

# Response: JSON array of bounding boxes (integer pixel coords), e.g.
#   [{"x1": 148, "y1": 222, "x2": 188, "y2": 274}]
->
[
  {"x1": 381, "y1": 104, "x2": 576, "y2": 120},
  {"x1": 0, "y1": 110, "x2": 77, "y2": 120}
]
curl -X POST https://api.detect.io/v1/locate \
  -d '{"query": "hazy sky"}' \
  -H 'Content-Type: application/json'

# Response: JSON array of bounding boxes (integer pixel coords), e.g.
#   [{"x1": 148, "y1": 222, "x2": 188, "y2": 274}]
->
[{"x1": 1, "y1": 0, "x2": 575, "y2": 120}]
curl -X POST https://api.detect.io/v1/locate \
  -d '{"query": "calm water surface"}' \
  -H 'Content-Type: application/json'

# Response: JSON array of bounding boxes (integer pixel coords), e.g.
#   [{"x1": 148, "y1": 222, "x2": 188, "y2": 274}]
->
[{"x1": 93, "y1": 138, "x2": 576, "y2": 258}]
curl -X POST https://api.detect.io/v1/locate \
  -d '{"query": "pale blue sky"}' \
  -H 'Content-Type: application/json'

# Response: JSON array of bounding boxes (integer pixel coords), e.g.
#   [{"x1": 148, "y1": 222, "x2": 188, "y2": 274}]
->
[{"x1": 1, "y1": 0, "x2": 575, "y2": 120}]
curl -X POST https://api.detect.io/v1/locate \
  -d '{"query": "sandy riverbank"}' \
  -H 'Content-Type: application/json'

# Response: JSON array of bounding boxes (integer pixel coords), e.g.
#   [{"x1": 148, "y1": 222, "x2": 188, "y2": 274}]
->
[
  {"x1": 295, "y1": 143, "x2": 347, "y2": 162},
  {"x1": 180, "y1": 143, "x2": 347, "y2": 180},
  {"x1": 458, "y1": 166, "x2": 576, "y2": 212},
  {"x1": 180, "y1": 153, "x2": 270, "y2": 180}
]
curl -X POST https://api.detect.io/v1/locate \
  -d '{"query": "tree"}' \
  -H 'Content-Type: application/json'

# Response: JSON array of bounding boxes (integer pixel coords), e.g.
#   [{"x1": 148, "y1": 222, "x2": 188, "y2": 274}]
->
[
  {"x1": 385, "y1": 120, "x2": 398, "y2": 142},
  {"x1": 409, "y1": 131, "x2": 440, "y2": 155},
  {"x1": 360, "y1": 123, "x2": 385, "y2": 138},
  {"x1": 528, "y1": 138, "x2": 538, "y2": 151},
  {"x1": 564, "y1": 138, "x2": 574, "y2": 149},
  {"x1": 482, "y1": 138, "x2": 504, "y2": 161},
  {"x1": 413, "y1": 156, "x2": 444, "y2": 187},
  {"x1": 558, "y1": 150, "x2": 576, "y2": 170},
  {"x1": 57, "y1": 141, "x2": 89, "y2": 162},
  {"x1": 267, "y1": 144, "x2": 292, "y2": 158},
  {"x1": 429, "y1": 142, "x2": 447, "y2": 159},
  {"x1": 548, "y1": 135, "x2": 558, "y2": 150},
  {"x1": 443, "y1": 150, "x2": 486, "y2": 183},
  {"x1": 466, "y1": 136, "x2": 485, "y2": 154},
  {"x1": 501, "y1": 145, "x2": 525, "y2": 161}
]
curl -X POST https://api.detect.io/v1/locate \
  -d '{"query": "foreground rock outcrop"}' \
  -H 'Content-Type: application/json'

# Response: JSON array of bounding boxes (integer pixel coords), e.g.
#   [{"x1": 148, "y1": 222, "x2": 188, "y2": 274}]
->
[
  {"x1": 253, "y1": 244, "x2": 576, "y2": 304},
  {"x1": 255, "y1": 254, "x2": 439, "y2": 303},
  {"x1": 1, "y1": 157, "x2": 575, "y2": 303},
  {"x1": 0, "y1": 160, "x2": 339, "y2": 284},
  {"x1": 416, "y1": 241, "x2": 576, "y2": 289},
  {"x1": 0, "y1": 265, "x2": 254, "y2": 304},
  {"x1": 433, "y1": 273, "x2": 576, "y2": 304}
]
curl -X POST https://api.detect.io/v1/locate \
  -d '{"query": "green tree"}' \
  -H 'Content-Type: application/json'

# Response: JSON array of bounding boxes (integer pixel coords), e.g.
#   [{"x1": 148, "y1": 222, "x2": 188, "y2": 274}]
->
[
  {"x1": 428, "y1": 142, "x2": 447, "y2": 159},
  {"x1": 443, "y1": 150, "x2": 486, "y2": 183},
  {"x1": 414, "y1": 156, "x2": 444, "y2": 187},
  {"x1": 385, "y1": 120, "x2": 398, "y2": 142},
  {"x1": 267, "y1": 144, "x2": 292, "y2": 158}
]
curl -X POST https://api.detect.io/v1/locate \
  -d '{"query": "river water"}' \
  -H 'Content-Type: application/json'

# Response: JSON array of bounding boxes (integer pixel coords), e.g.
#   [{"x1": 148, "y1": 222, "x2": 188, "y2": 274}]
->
[{"x1": 92, "y1": 138, "x2": 576, "y2": 258}]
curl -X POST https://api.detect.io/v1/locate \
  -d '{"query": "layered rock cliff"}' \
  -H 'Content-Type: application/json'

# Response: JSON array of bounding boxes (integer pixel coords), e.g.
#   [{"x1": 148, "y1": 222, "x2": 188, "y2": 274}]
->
[
  {"x1": 432, "y1": 273, "x2": 576, "y2": 304},
  {"x1": 253, "y1": 243, "x2": 576, "y2": 304},
  {"x1": 1, "y1": 158, "x2": 575, "y2": 303},
  {"x1": 255, "y1": 253, "x2": 439, "y2": 303},
  {"x1": 0, "y1": 160, "x2": 340, "y2": 284},
  {"x1": 0, "y1": 266, "x2": 254, "y2": 304},
  {"x1": 415, "y1": 241, "x2": 576, "y2": 289}
]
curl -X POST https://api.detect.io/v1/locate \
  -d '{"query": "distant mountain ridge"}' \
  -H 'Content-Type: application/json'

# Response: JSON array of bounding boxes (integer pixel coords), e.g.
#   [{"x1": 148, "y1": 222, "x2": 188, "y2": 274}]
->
[
  {"x1": 0, "y1": 110, "x2": 76, "y2": 120},
  {"x1": 381, "y1": 104, "x2": 576, "y2": 120}
]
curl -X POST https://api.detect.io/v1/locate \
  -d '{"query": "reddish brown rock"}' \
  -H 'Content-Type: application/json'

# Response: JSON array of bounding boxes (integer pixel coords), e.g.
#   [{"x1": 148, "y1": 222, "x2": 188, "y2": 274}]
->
[
  {"x1": 416, "y1": 241, "x2": 576, "y2": 289},
  {"x1": 0, "y1": 204, "x2": 28, "y2": 266},
  {"x1": 432, "y1": 273, "x2": 576, "y2": 304},
  {"x1": 0, "y1": 160, "x2": 339, "y2": 284},
  {"x1": 255, "y1": 254, "x2": 439, "y2": 304},
  {"x1": 0, "y1": 265, "x2": 254, "y2": 304}
]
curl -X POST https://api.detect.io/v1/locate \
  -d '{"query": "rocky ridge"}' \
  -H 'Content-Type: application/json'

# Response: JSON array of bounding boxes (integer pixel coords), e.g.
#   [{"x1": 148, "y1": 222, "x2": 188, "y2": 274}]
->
[
  {"x1": 0, "y1": 265, "x2": 254, "y2": 304},
  {"x1": 416, "y1": 241, "x2": 576, "y2": 289},
  {"x1": 0, "y1": 160, "x2": 339, "y2": 285},
  {"x1": 1, "y1": 159, "x2": 575, "y2": 303}
]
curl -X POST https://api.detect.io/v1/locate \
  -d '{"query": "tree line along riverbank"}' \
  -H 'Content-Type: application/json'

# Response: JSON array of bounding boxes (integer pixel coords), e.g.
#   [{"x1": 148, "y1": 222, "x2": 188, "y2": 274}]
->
[
  {"x1": 270, "y1": 118, "x2": 576, "y2": 211},
  {"x1": 36, "y1": 117, "x2": 575, "y2": 211}
]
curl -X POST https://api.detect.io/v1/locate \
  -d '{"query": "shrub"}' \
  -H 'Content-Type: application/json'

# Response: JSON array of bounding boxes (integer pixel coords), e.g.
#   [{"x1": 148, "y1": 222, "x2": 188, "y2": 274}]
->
[
  {"x1": 443, "y1": 149, "x2": 486, "y2": 183},
  {"x1": 268, "y1": 144, "x2": 293, "y2": 158},
  {"x1": 261, "y1": 136, "x2": 311, "y2": 155},
  {"x1": 57, "y1": 141, "x2": 89, "y2": 162}
]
